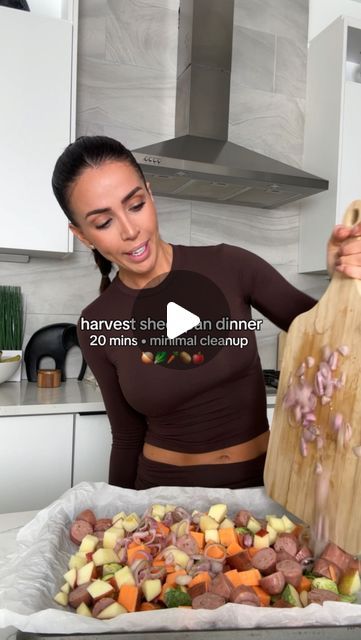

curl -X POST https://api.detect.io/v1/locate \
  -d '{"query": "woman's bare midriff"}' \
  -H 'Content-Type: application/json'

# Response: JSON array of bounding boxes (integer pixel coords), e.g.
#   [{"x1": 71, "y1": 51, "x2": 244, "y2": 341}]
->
[{"x1": 143, "y1": 431, "x2": 270, "y2": 466}]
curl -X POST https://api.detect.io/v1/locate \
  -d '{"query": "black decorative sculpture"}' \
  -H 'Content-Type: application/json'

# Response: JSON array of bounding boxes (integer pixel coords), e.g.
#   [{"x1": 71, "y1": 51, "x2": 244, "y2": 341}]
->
[{"x1": 24, "y1": 323, "x2": 87, "y2": 382}]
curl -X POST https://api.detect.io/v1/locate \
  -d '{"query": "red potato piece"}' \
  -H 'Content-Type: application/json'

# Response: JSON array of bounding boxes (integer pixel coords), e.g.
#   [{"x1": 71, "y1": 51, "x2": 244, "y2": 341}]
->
[
  {"x1": 75, "y1": 509, "x2": 96, "y2": 526},
  {"x1": 321, "y1": 542, "x2": 353, "y2": 574},
  {"x1": 94, "y1": 519, "x2": 113, "y2": 532},
  {"x1": 192, "y1": 593, "x2": 226, "y2": 609},
  {"x1": 70, "y1": 520, "x2": 94, "y2": 545},
  {"x1": 92, "y1": 597, "x2": 117, "y2": 618},
  {"x1": 227, "y1": 550, "x2": 253, "y2": 571},
  {"x1": 234, "y1": 510, "x2": 251, "y2": 527},
  {"x1": 275, "y1": 559, "x2": 302, "y2": 588},
  {"x1": 273, "y1": 533, "x2": 298, "y2": 557},
  {"x1": 230, "y1": 585, "x2": 260, "y2": 606},
  {"x1": 313, "y1": 558, "x2": 341, "y2": 582},
  {"x1": 251, "y1": 547, "x2": 277, "y2": 575},
  {"x1": 68, "y1": 582, "x2": 92, "y2": 609},
  {"x1": 259, "y1": 571, "x2": 286, "y2": 596},
  {"x1": 308, "y1": 589, "x2": 340, "y2": 605},
  {"x1": 209, "y1": 573, "x2": 233, "y2": 600},
  {"x1": 175, "y1": 534, "x2": 198, "y2": 555}
]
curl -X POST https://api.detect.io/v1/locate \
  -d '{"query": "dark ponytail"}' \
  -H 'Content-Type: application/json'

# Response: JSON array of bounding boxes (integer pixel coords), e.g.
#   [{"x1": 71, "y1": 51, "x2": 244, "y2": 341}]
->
[
  {"x1": 51, "y1": 136, "x2": 147, "y2": 293},
  {"x1": 93, "y1": 249, "x2": 112, "y2": 293}
]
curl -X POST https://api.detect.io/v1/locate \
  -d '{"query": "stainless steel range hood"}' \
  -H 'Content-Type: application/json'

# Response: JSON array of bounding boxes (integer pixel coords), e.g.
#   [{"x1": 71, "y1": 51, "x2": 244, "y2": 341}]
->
[{"x1": 133, "y1": 0, "x2": 328, "y2": 209}]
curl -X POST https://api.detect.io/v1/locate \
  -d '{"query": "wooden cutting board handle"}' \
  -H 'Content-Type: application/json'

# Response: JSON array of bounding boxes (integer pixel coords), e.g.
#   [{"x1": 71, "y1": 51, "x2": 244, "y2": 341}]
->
[{"x1": 264, "y1": 198, "x2": 361, "y2": 554}]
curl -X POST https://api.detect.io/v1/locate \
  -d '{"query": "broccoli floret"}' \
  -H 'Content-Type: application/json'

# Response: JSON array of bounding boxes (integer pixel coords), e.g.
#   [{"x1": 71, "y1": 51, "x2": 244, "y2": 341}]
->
[{"x1": 164, "y1": 587, "x2": 192, "y2": 608}]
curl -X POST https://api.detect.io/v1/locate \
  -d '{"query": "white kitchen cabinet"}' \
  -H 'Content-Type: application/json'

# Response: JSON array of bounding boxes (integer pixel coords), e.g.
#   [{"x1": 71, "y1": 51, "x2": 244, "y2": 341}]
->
[
  {"x1": 72, "y1": 413, "x2": 113, "y2": 485},
  {"x1": 0, "y1": 414, "x2": 73, "y2": 513},
  {"x1": 0, "y1": 2, "x2": 78, "y2": 258},
  {"x1": 299, "y1": 16, "x2": 361, "y2": 273}
]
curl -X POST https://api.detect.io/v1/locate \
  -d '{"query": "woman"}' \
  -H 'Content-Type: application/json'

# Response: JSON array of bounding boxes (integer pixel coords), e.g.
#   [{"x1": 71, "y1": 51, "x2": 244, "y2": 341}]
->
[{"x1": 52, "y1": 136, "x2": 361, "y2": 490}]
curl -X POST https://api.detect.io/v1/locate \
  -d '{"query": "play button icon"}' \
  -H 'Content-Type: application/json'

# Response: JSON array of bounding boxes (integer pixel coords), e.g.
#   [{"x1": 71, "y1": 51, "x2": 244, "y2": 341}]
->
[
  {"x1": 167, "y1": 302, "x2": 200, "y2": 339},
  {"x1": 132, "y1": 268, "x2": 231, "y2": 369}
]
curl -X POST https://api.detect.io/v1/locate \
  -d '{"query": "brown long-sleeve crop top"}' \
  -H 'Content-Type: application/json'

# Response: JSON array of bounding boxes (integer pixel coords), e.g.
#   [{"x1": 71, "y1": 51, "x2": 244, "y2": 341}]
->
[{"x1": 77, "y1": 243, "x2": 316, "y2": 488}]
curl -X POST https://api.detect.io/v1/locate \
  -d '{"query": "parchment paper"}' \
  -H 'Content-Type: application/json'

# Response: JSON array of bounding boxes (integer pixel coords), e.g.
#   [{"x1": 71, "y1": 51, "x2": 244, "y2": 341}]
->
[{"x1": 0, "y1": 481, "x2": 361, "y2": 633}]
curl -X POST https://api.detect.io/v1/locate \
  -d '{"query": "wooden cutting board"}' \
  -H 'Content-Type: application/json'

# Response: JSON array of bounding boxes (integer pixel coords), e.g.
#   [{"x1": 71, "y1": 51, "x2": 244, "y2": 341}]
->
[{"x1": 264, "y1": 201, "x2": 361, "y2": 555}]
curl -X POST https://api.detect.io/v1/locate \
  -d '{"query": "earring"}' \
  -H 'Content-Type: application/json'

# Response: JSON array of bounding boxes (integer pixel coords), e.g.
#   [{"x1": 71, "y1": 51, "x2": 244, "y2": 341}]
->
[{"x1": 89, "y1": 244, "x2": 95, "y2": 250}]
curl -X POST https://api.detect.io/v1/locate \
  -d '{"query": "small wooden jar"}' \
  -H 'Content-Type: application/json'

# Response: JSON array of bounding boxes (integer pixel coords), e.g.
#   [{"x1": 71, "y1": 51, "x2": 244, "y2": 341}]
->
[{"x1": 37, "y1": 369, "x2": 61, "y2": 388}]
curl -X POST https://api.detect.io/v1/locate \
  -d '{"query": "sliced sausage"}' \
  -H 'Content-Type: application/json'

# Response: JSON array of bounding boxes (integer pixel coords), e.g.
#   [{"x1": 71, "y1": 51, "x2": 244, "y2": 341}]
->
[
  {"x1": 227, "y1": 550, "x2": 253, "y2": 571},
  {"x1": 276, "y1": 559, "x2": 302, "y2": 588},
  {"x1": 192, "y1": 593, "x2": 226, "y2": 609},
  {"x1": 259, "y1": 571, "x2": 285, "y2": 595},
  {"x1": 75, "y1": 509, "x2": 96, "y2": 527},
  {"x1": 68, "y1": 582, "x2": 92, "y2": 608},
  {"x1": 92, "y1": 597, "x2": 117, "y2": 618},
  {"x1": 321, "y1": 542, "x2": 353, "y2": 574},
  {"x1": 188, "y1": 581, "x2": 208, "y2": 600},
  {"x1": 230, "y1": 585, "x2": 260, "y2": 606},
  {"x1": 94, "y1": 518, "x2": 113, "y2": 532},
  {"x1": 70, "y1": 520, "x2": 94, "y2": 545},
  {"x1": 273, "y1": 533, "x2": 298, "y2": 557},
  {"x1": 209, "y1": 573, "x2": 233, "y2": 600},
  {"x1": 234, "y1": 510, "x2": 251, "y2": 527},
  {"x1": 251, "y1": 548, "x2": 277, "y2": 575},
  {"x1": 276, "y1": 550, "x2": 294, "y2": 564},
  {"x1": 307, "y1": 589, "x2": 340, "y2": 605},
  {"x1": 175, "y1": 534, "x2": 198, "y2": 555},
  {"x1": 94, "y1": 531, "x2": 105, "y2": 543},
  {"x1": 313, "y1": 558, "x2": 341, "y2": 583}
]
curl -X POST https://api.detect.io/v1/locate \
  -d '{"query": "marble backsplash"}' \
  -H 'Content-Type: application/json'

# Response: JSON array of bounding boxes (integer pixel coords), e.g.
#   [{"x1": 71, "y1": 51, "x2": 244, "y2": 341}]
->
[{"x1": 0, "y1": 0, "x2": 330, "y2": 378}]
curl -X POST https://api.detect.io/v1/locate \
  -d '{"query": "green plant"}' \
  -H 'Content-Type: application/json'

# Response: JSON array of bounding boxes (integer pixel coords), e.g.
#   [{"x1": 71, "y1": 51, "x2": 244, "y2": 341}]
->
[{"x1": 0, "y1": 286, "x2": 24, "y2": 350}]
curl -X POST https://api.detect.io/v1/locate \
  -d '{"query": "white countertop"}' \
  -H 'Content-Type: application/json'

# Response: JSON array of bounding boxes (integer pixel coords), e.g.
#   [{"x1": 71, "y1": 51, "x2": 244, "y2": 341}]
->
[
  {"x1": 0, "y1": 379, "x2": 105, "y2": 416},
  {"x1": 0, "y1": 379, "x2": 276, "y2": 416}
]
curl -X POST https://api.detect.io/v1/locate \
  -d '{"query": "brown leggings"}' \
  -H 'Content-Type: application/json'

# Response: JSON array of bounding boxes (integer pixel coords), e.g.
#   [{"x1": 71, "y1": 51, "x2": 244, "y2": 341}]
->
[{"x1": 134, "y1": 452, "x2": 266, "y2": 490}]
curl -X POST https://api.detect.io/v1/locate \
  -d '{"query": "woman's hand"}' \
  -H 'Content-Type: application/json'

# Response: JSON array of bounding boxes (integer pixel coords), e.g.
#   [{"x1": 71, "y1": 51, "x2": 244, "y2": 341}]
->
[{"x1": 327, "y1": 222, "x2": 361, "y2": 279}]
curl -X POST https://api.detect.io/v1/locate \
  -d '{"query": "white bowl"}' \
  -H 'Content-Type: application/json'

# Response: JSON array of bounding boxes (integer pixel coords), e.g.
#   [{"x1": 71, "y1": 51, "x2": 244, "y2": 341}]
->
[{"x1": 0, "y1": 359, "x2": 22, "y2": 384}]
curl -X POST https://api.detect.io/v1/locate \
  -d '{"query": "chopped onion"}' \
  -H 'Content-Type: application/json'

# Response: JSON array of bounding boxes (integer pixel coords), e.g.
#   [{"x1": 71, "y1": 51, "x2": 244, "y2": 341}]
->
[
  {"x1": 352, "y1": 445, "x2": 361, "y2": 458},
  {"x1": 175, "y1": 574, "x2": 192, "y2": 586},
  {"x1": 306, "y1": 356, "x2": 315, "y2": 368},
  {"x1": 173, "y1": 506, "x2": 191, "y2": 522},
  {"x1": 303, "y1": 428, "x2": 316, "y2": 443},
  {"x1": 296, "y1": 362, "x2": 306, "y2": 376},
  {"x1": 331, "y1": 412, "x2": 343, "y2": 432},
  {"x1": 319, "y1": 361, "x2": 331, "y2": 381},
  {"x1": 243, "y1": 534, "x2": 253, "y2": 548},
  {"x1": 338, "y1": 344, "x2": 349, "y2": 357},
  {"x1": 210, "y1": 560, "x2": 224, "y2": 573},
  {"x1": 328, "y1": 351, "x2": 338, "y2": 371}
]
